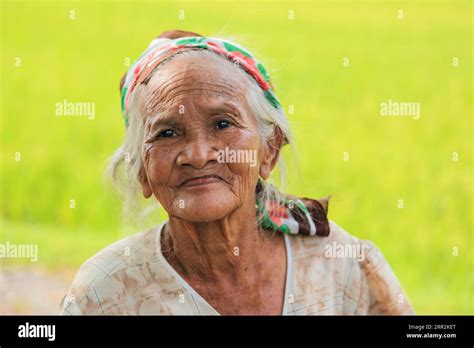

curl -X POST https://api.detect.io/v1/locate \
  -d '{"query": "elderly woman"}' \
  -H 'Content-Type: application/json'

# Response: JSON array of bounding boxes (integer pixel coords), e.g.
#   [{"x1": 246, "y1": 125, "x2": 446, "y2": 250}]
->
[{"x1": 61, "y1": 30, "x2": 414, "y2": 315}]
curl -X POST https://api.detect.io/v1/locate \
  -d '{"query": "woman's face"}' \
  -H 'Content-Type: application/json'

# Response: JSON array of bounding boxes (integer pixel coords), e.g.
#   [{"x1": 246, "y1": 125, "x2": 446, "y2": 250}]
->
[{"x1": 138, "y1": 55, "x2": 277, "y2": 222}]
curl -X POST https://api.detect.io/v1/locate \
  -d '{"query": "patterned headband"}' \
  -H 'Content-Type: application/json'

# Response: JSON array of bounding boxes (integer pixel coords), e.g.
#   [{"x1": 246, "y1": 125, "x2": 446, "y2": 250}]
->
[{"x1": 120, "y1": 36, "x2": 282, "y2": 127}]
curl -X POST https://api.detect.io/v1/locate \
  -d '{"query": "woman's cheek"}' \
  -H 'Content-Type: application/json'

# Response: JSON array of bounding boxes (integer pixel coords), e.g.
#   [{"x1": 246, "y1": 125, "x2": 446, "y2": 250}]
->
[
  {"x1": 222, "y1": 138, "x2": 261, "y2": 195},
  {"x1": 143, "y1": 145, "x2": 174, "y2": 186}
]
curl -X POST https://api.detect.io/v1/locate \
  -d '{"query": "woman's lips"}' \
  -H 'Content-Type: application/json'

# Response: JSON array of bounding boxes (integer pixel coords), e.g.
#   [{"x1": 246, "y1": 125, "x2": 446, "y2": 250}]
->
[{"x1": 180, "y1": 175, "x2": 223, "y2": 187}]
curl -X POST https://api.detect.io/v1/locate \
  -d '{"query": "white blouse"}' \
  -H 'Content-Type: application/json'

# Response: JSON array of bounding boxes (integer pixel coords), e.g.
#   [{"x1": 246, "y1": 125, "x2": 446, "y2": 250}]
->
[{"x1": 60, "y1": 221, "x2": 414, "y2": 315}]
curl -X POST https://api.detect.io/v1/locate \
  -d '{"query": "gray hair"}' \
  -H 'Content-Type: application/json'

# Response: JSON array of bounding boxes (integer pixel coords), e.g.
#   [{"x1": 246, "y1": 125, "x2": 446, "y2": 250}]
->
[{"x1": 106, "y1": 49, "x2": 294, "y2": 229}]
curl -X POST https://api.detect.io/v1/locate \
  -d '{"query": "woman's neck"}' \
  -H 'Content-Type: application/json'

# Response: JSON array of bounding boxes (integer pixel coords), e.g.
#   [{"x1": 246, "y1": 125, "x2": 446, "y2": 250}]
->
[{"x1": 162, "y1": 198, "x2": 280, "y2": 286}]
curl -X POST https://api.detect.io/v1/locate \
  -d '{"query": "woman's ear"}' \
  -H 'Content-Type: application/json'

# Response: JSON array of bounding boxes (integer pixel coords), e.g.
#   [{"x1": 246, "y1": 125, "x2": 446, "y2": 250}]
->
[
  {"x1": 259, "y1": 126, "x2": 285, "y2": 180},
  {"x1": 138, "y1": 166, "x2": 153, "y2": 198}
]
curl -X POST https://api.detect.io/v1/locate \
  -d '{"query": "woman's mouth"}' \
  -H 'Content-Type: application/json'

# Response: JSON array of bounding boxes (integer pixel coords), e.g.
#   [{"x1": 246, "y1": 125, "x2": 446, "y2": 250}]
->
[{"x1": 180, "y1": 175, "x2": 223, "y2": 187}]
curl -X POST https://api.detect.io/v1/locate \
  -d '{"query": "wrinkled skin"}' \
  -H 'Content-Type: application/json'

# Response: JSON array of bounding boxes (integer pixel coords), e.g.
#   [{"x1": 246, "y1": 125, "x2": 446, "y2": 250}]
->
[{"x1": 137, "y1": 54, "x2": 287, "y2": 314}]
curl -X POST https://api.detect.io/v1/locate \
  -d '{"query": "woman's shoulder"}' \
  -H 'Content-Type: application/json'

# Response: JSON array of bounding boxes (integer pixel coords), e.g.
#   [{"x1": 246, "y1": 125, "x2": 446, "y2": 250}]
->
[
  {"x1": 60, "y1": 224, "x2": 165, "y2": 314},
  {"x1": 289, "y1": 219, "x2": 388, "y2": 273},
  {"x1": 289, "y1": 219, "x2": 368, "y2": 253},
  {"x1": 79, "y1": 225, "x2": 160, "y2": 279},
  {"x1": 288, "y1": 220, "x2": 415, "y2": 314}
]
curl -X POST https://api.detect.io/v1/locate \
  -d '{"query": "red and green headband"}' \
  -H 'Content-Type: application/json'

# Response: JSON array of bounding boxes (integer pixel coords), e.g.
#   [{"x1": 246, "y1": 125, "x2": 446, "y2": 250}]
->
[{"x1": 120, "y1": 36, "x2": 282, "y2": 127}]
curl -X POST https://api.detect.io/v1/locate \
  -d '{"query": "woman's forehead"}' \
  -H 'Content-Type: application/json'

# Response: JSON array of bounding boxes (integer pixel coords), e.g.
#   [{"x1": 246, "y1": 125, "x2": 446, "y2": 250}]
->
[
  {"x1": 143, "y1": 54, "x2": 250, "y2": 115},
  {"x1": 149, "y1": 54, "x2": 248, "y2": 94}
]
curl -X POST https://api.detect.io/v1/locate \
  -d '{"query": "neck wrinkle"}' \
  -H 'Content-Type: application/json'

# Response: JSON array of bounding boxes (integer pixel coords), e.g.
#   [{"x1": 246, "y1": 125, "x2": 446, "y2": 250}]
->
[{"x1": 163, "y1": 198, "x2": 270, "y2": 284}]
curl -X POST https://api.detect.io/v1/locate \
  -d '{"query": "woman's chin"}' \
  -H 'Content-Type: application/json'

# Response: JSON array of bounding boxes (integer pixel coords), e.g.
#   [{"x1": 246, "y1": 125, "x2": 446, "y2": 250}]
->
[{"x1": 172, "y1": 187, "x2": 239, "y2": 222}]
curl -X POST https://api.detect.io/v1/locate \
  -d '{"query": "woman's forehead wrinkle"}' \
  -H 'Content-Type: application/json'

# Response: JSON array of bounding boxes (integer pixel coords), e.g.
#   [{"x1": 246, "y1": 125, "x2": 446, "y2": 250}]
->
[{"x1": 143, "y1": 56, "x2": 247, "y2": 117}]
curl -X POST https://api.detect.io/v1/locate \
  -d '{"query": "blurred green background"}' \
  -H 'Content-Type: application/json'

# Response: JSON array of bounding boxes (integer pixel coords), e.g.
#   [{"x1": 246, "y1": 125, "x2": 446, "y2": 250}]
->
[{"x1": 1, "y1": 0, "x2": 472, "y2": 314}]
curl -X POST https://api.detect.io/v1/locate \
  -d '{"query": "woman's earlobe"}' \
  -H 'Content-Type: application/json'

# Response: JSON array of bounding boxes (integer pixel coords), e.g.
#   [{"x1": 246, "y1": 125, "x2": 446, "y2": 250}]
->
[
  {"x1": 259, "y1": 162, "x2": 271, "y2": 180},
  {"x1": 138, "y1": 167, "x2": 153, "y2": 198},
  {"x1": 142, "y1": 182, "x2": 153, "y2": 199},
  {"x1": 258, "y1": 145, "x2": 272, "y2": 180},
  {"x1": 259, "y1": 127, "x2": 285, "y2": 180}
]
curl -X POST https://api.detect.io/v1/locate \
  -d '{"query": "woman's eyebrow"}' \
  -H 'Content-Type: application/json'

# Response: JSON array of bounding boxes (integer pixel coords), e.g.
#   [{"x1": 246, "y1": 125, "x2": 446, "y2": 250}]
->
[
  {"x1": 148, "y1": 114, "x2": 181, "y2": 131},
  {"x1": 206, "y1": 101, "x2": 243, "y2": 116}
]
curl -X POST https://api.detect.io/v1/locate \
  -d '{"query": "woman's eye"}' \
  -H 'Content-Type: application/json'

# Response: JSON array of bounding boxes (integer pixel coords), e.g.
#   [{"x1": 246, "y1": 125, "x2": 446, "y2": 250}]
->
[
  {"x1": 216, "y1": 119, "x2": 232, "y2": 130},
  {"x1": 158, "y1": 129, "x2": 176, "y2": 138}
]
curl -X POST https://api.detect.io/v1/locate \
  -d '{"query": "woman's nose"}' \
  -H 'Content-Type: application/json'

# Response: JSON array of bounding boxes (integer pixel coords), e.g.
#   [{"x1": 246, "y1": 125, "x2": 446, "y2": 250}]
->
[{"x1": 176, "y1": 137, "x2": 219, "y2": 169}]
